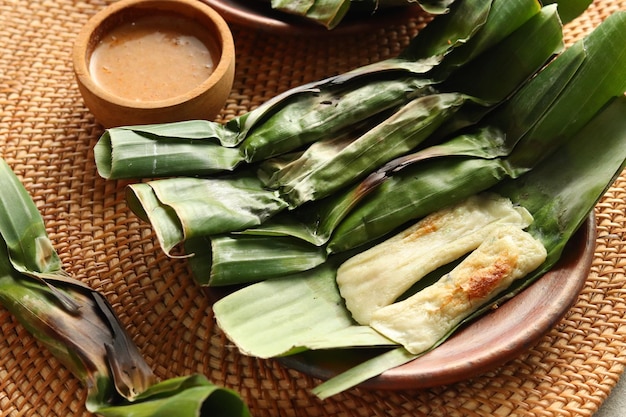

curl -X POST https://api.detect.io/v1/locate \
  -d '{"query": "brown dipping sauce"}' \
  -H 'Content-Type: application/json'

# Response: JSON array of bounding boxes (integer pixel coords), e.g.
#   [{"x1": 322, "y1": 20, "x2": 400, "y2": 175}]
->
[{"x1": 89, "y1": 14, "x2": 219, "y2": 102}]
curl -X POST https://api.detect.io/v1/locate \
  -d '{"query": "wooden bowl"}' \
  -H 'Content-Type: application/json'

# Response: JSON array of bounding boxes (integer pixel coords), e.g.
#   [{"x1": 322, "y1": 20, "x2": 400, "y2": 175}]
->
[{"x1": 73, "y1": 0, "x2": 235, "y2": 127}]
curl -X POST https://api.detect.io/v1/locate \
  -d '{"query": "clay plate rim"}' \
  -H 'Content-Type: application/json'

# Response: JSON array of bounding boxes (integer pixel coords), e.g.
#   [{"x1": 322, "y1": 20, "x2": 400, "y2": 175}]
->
[
  {"x1": 201, "y1": 0, "x2": 423, "y2": 36},
  {"x1": 277, "y1": 213, "x2": 597, "y2": 390}
]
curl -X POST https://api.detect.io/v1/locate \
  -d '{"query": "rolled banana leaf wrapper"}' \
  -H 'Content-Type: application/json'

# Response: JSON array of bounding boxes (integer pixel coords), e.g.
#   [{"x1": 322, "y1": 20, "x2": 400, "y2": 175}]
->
[
  {"x1": 126, "y1": 172, "x2": 289, "y2": 256},
  {"x1": 0, "y1": 159, "x2": 251, "y2": 417}
]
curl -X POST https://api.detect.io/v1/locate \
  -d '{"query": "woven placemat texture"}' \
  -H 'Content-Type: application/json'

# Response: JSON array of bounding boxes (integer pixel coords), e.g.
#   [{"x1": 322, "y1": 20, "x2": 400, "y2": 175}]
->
[{"x1": 1, "y1": 0, "x2": 625, "y2": 416}]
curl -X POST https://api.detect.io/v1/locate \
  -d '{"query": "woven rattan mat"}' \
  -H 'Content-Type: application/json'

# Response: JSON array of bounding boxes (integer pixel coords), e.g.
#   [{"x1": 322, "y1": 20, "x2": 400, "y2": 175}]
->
[{"x1": 1, "y1": 0, "x2": 625, "y2": 416}]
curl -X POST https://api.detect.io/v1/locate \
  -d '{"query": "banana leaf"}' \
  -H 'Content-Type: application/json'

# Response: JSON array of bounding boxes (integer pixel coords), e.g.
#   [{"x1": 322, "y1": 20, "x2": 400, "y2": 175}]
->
[
  {"x1": 397, "y1": 0, "x2": 492, "y2": 62},
  {"x1": 543, "y1": 0, "x2": 593, "y2": 23},
  {"x1": 0, "y1": 158, "x2": 251, "y2": 416},
  {"x1": 0, "y1": 159, "x2": 87, "y2": 312},
  {"x1": 439, "y1": 4, "x2": 563, "y2": 104},
  {"x1": 327, "y1": 156, "x2": 518, "y2": 253},
  {"x1": 94, "y1": 122, "x2": 244, "y2": 180},
  {"x1": 269, "y1": 0, "x2": 456, "y2": 30},
  {"x1": 93, "y1": 375, "x2": 251, "y2": 417},
  {"x1": 0, "y1": 238, "x2": 154, "y2": 408},
  {"x1": 239, "y1": 77, "x2": 435, "y2": 163},
  {"x1": 258, "y1": 93, "x2": 467, "y2": 207},
  {"x1": 185, "y1": 234, "x2": 327, "y2": 286},
  {"x1": 429, "y1": 0, "x2": 542, "y2": 78},
  {"x1": 272, "y1": 0, "x2": 351, "y2": 29},
  {"x1": 213, "y1": 93, "x2": 626, "y2": 400},
  {"x1": 126, "y1": 172, "x2": 288, "y2": 256},
  {"x1": 212, "y1": 263, "x2": 395, "y2": 359},
  {"x1": 507, "y1": 10, "x2": 626, "y2": 169},
  {"x1": 348, "y1": 0, "x2": 454, "y2": 14}
]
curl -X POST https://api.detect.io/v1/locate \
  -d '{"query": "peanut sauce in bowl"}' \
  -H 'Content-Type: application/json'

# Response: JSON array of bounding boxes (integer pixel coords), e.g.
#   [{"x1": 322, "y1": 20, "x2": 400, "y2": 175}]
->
[
  {"x1": 89, "y1": 15, "x2": 220, "y2": 102},
  {"x1": 73, "y1": 0, "x2": 235, "y2": 127}
]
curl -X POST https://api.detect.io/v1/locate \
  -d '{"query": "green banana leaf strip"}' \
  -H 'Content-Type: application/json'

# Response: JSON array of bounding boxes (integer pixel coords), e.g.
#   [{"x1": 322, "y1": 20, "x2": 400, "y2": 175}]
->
[
  {"x1": 271, "y1": 0, "x2": 315, "y2": 16},
  {"x1": 93, "y1": 375, "x2": 252, "y2": 417},
  {"x1": 0, "y1": 159, "x2": 63, "y2": 275},
  {"x1": 543, "y1": 0, "x2": 592, "y2": 23},
  {"x1": 398, "y1": 0, "x2": 492, "y2": 61},
  {"x1": 127, "y1": 173, "x2": 288, "y2": 256},
  {"x1": 126, "y1": 182, "x2": 186, "y2": 255},
  {"x1": 303, "y1": 0, "x2": 352, "y2": 30},
  {"x1": 404, "y1": 0, "x2": 455, "y2": 14},
  {"x1": 314, "y1": 91, "x2": 626, "y2": 401},
  {"x1": 259, "y1": 93, "x2": 467, "y2": 207},
  {"x1": 118, "y1": 120, "x2": 240, "y2": 146},
  {"x1": 431, "y1": 0, "x2": 542, "y2": 78},
  {"x1": 508, "y1": 10, "x2": 626, "y2": 169},
  {"x1": 270, "y1": 0, "x2": 349, "y2": 29},
  {"x1": 239, "y1": 77, "x2": 434, "y2": 163},
  {"x1": 95, "y1": 125, "x2": 244, "y2": 180},
  {"x1": 327, "y1": 156, "x2": 517, "y2": 253},
  {"x1": 484, "y1": 43, "x2": 586, "y2": 144},
  {"x1": 185, "y1": 234, "x2": 327, "y2": 286},
  {"x1": 237, "y1": 213, "x2": 323, "y2": 245},
  {"x1": 311, "y1": 347, "x2": 420, "y2": 399},
  {"x1": 440, "y1": 5, "x2": 563, "y2": 104},
  {"x1": 212, "y1": 263, "x2": 395, "y2": 359},
  {"x1": 231, "y1": 59, "x2": 438, "y2": 146},
  {"x1": 348, "y1": 0, "x2": 455, "y2": 14},
  {"x1": 0, "y1": 159, "x2": 88, "y2": 312}
]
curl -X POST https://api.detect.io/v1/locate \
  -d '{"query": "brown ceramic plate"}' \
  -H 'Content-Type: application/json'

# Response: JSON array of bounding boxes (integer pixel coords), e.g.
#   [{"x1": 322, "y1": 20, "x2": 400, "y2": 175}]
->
[
  {"x1": 201, "y1": 0, "x2": 423, "y2": 36},
  {"x1": 277, "y1": 214, "x2": 596, "y2": 389}
]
